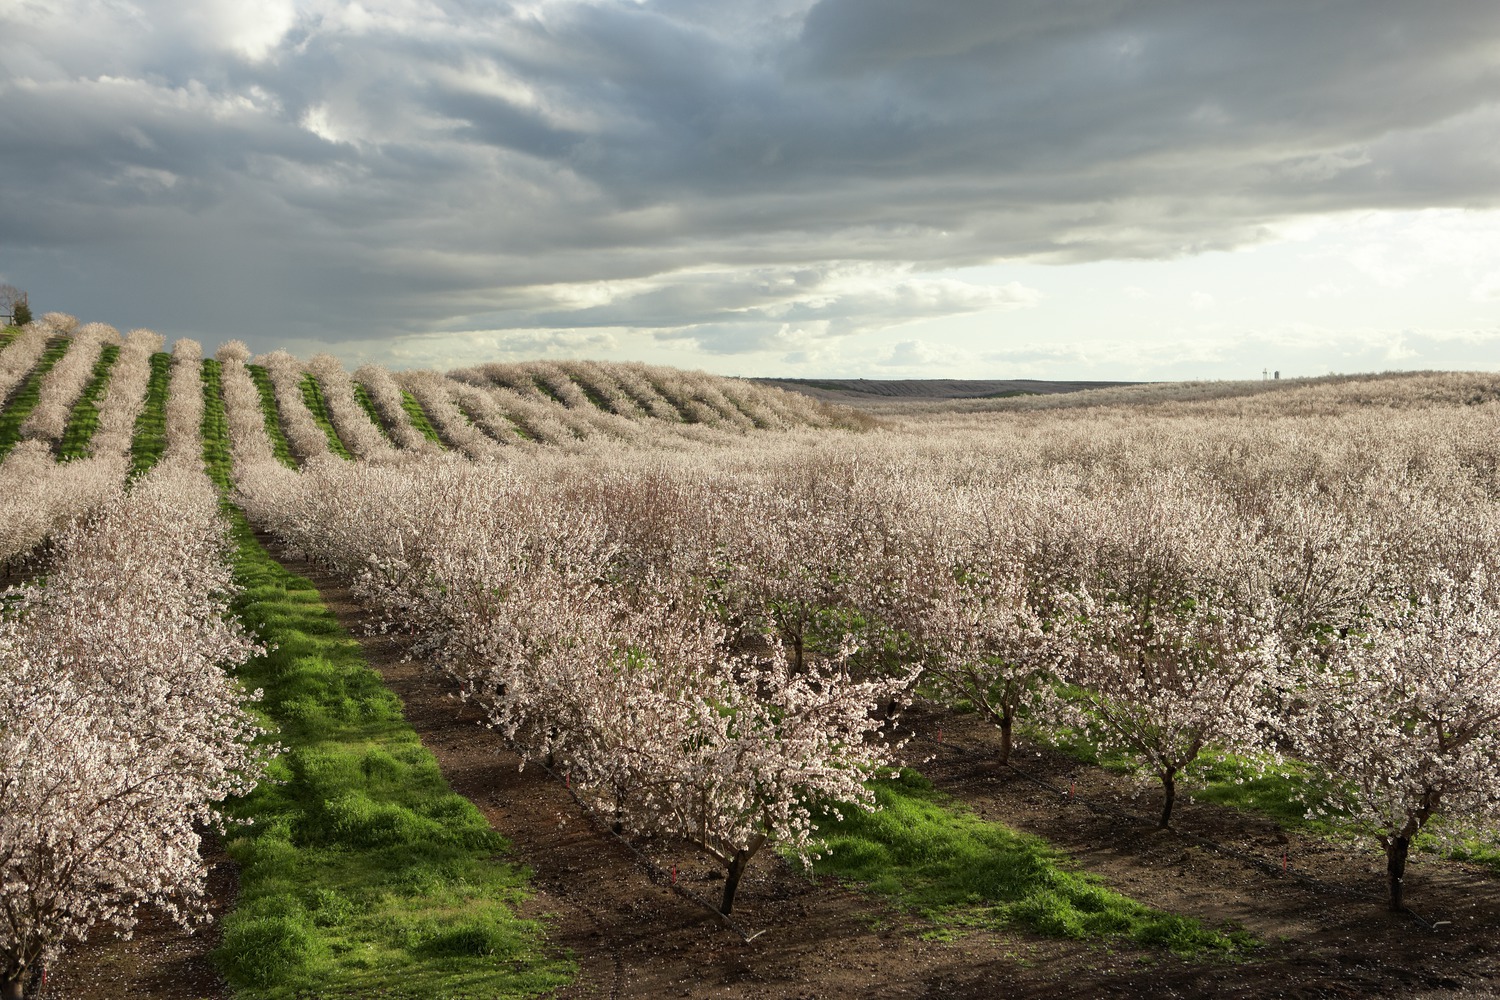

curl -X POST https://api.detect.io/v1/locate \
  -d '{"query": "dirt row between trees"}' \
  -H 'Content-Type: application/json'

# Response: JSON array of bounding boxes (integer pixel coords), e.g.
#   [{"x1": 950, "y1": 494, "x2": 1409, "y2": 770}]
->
[
  {"x1": 37, "y1": 844, "x2": 233, "y2": 999},
  {"x1": 40, "y1": 545, "x2": 1500, "y2": 999}
]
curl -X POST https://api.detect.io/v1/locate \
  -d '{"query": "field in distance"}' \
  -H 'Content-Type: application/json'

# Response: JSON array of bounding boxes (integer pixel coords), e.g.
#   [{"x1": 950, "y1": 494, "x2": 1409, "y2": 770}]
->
[
  {"x1": 756, "y1": 370, "x2": 1500, "y2": 415},
  {"x1": 752, "y1": 376, "x2": 1139, "y2": 404}
]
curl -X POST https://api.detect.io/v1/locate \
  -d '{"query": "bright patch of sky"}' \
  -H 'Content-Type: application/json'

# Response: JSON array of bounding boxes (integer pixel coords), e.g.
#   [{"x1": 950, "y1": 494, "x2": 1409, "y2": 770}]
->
[{"x1": 859, "y1": 209, "x2": 1500, "y2": 381}]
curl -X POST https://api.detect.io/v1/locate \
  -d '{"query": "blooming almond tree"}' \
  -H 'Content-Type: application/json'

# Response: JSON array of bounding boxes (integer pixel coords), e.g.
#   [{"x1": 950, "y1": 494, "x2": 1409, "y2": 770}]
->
[
  {"x1": 162, "y1": 338, "x2": 205, "y2": 467},
  {"x1": 0, "y1": 662, "x2": 261, "y2": 999},
  {"x1": 917, "y1": 561, "x2": 1063, "y2": 764},
  {"x1": 713, "y1": 475, "x2": 877, "y2": 675},
  {"x1": 883, "y1": 483, "x2": 1069, "y2": 765},
  {"x1": 1058, "y1": 589, "x2": 1281, "y2": 828},
  {"x1": 0, "y1": 442, "x2": 124, "y2": 567},
  {"x1": 583, "y1": 608, "x2": 910, "y2": 916},
  {"x1": 1283, "y1": 569, "x2": 1500, "y2": 911}
]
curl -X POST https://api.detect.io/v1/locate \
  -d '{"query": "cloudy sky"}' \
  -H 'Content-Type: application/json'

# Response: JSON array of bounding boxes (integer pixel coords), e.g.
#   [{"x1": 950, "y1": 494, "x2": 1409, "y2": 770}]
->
[{"x1": 3, "y1": 0, "x2": 1499, "y2": 379}]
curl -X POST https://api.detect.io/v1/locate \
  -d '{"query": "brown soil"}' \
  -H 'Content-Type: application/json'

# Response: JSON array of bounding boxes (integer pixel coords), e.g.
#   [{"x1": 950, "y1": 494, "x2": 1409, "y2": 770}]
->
[
  {"x1": 277, "y1": 545, "x2": 1500, "y2": 1000},
  {"x1": 36, "y1": 837, "x2": 234, "y2": 1000}
]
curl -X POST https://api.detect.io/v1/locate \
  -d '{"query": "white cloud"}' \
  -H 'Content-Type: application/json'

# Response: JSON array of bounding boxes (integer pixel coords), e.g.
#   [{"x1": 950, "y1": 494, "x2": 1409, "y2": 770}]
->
[
  {"x1": 877, "y1": 339, "x2": 942, "y2": 369},
  {"x1": 1471, "y1": 272, "x2": 1500, "y2": 302},
  {"x1": 1305, "y1": 281, "x2": 1348, "y2": 300}
]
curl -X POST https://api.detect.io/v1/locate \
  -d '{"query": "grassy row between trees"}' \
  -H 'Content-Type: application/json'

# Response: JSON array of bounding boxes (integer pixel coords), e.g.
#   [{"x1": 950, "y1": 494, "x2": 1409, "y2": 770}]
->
[
  {"x1": 57, "y1": 344, "x2": 121, "y2": 460},
  {"x1": 298, "y1": 373, "x2": 355, "y2": 459},
  {"x1": 127, "y1": 351, "x2": 173, "y2": 478},
  {"x1": 1030, "y1": 719, "x2": 1500, "y2": 873},
  {"x1": 399, "y1": 388, "x2": 444, "y2": 444},
  {"x1": 191, "y1": 363, "x2": 574, "y2": 998},
  {"x1": 246, "y1": 363, "x2": 298, "y2": 468},
  {"x1": 0, "y1": 336, "x2": 70, "y2": 460},
  {"x1": 213, "y1": 520, "x2": 573, "y2": 998},
  {"x1": 351, "y1": 382, "x2": 396, "y2": 445}
]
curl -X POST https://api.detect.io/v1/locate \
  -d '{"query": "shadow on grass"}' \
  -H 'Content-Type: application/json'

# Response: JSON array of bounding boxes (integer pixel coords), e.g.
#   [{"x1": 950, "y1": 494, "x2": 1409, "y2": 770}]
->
[{"x1": 809, "y1": 769, "x2": 1255, "y2": 956}]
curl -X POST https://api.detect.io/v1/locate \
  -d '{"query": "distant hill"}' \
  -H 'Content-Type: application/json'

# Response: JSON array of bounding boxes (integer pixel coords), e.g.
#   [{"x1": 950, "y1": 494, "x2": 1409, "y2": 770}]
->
[
  {"x1": 754, "y1": 371, "x2": 1500, "y2": 417},
  {"x1": 751, "y1": 377, "x2": 1141, "y2": 404}
]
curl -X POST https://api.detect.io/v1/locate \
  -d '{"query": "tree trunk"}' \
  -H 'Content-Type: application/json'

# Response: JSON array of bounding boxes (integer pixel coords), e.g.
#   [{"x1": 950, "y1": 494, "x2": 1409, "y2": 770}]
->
[
  {"x1": 3, "y1": 974, "x2": 24, "y2": 1000},
  {"x1": 792, "y1": 635, "x2": 804, "y2": 674},
  {"x1": 720, "y1": 850, "x2": 751, "y2": 916},
  {"x1": 1158, "y1": 769, "x2": 1177, "y2": 828},
  {"x1": 998, "y1": 712, "x2": 1013, "y2": 765},
  {"x1": 1387, "y1": 836, "x2": 1410, "y2": 912}
]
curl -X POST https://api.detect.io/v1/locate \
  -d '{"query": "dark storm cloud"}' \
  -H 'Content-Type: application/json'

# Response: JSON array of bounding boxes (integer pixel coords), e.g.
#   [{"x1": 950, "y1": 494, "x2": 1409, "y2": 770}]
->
[{"x1": 2, "y1": 0, "x2": 1498, "y2": 356}]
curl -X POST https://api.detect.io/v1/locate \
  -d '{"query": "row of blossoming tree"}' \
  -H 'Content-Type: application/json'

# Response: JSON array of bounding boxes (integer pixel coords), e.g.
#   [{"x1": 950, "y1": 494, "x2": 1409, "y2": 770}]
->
[
  {"x1": 0, "y1": 465, "x2": 276, "y2": 998},
  {"x1": 0, "y1": 331, "x2": 276, "y2": 998},
  {"x1": 227, "y1": 369, "x2": 1500, "y2": 914}
]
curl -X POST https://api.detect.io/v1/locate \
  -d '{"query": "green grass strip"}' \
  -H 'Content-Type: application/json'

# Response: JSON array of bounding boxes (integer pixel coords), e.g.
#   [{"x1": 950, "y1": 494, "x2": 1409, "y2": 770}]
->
[
  {"x1": 299, "y1": 372, "x2": 355, "y2": 460},
  {"x1": 399, "y1": 390, "x2": 444, "y2": 445},
  {"x1": 811, "y1": 769, "x2": 1253, "y2": 956},
  {"x1": 128, "y1": 352, "x2": 174, "y2": 479},
  {"x1": 0, "y1": 326, "x2": 18, "y2": 350},
  {"x1": 216, "y1": 518, "x2": 574, "y2": 998},
  {"x1": 1174, "y1": 747, "x2": 1500, "y2": 876},
  {"x1": 247, "y1": 364, "x2": 298, "y2": 469},
  {"x1": 566, "y1": 376, "x2": 611, "y2": 413},
  {"x1": 1039, "y1": 723, "x2": 1500, "y2": 877},
  {"x1": 530, "y1": 377, "x2": 567, "y2": 406},
  {"x1": 1177, "y1": 750, "x2": 1341, "y2": 834},
  {"x1": 58, "y1": 343, "x2": 121, "y2": 460},
  {"x1": 1034, "y1": 724, "x2": 1343, "y2": 835},
  {"x1": 201, "y1": 359, "x2": 234, "y2": 493},
  {"x1": 195, "y1": 378, "x2": 573, "y2": 998},
  {"x1": 351, "y1": 383, "x2": 396, "y2": 446},
  {"x1": 0, "y1": 336, "x2": 71, "y2": 460}
]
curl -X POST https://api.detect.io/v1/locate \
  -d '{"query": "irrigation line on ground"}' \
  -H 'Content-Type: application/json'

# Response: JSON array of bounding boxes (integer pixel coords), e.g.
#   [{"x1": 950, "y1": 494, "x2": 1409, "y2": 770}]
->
[{"x1": 898, "y1": 722, "x2": 1439, "y2": 932}]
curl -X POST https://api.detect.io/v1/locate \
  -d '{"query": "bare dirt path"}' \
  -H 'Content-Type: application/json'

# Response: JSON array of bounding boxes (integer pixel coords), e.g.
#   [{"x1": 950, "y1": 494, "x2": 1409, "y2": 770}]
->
[{"x1": 37, "y1": 841, "x2": 234, "y2": 1000}]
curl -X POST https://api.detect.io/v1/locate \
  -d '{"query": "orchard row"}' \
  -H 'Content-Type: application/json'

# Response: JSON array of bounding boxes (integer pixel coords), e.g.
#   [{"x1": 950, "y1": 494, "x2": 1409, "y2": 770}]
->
[
  {"x1": 0, "y1": 462, "x2": 272, "y2": 998},
  {"x1": 0, "y1": 314, "x2": 859, "y2": 995},
  {"x1": 231, "y1": 382, "x2": 1500, "y2": 915},
  {"x1": 0, "y1": 315, "x2": 850, "y2": 569}
]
